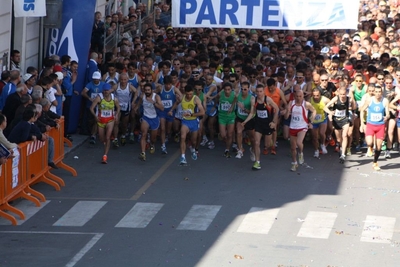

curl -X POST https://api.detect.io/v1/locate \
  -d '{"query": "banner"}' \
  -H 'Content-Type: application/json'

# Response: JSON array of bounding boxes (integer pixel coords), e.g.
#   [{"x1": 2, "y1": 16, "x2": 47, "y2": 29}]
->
[
  {"x1": 172, "y1": 0, "x2": 359, "y2": 30},
  {"x1": 14, "y1": 0, "x2": 47, "y2": 17},
  {"x1": 46, "y1": 0, "x2": 96, "y2": 133}
]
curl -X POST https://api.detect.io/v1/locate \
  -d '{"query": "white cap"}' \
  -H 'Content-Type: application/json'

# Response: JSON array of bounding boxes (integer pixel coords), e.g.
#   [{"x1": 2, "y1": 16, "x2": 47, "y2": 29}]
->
[
  {"x1": 55, "y1": 71, "x2": 64, "y2": 80},
  {"x1": 23, "y1": 73, "x2": 33, "y2": 82},
  {"x1": 92, "y1": 71, "x2": 101, "y2": 80}
]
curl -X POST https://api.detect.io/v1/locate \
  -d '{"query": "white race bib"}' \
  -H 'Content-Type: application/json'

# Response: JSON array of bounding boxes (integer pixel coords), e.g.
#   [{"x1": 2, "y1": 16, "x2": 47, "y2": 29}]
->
[
  {"x1": 370, "y1": 113, "x2": 382, "y2": 122},
  {"x1": 101, "y1": 110, "x2": 113, "y2": 118},
  {"x1": 162, "y1": 100, "x2": 173, "y2": 108},
  {"x1": 238, "y1": 108, "x2": 248, "y2": 116},
  {"x1": 257, "y1": 110, "x2": 268, "y2": 118},
  {"x1": 334, "y1": 109, "x2": 346, "y2": 117},
  {"x1": 91, "y1": 93, "x2": 98, "y2": 99},
  {"x1": 120, "y1": 103, "x2": 128, "y2": 110},
  {"x1": 292, "y1": 115, "x2": 300, "y2": 122},
  {"x1": 356, "y1": 100, "x2": 362, "y2": 108},
  {"x1": 220, "y1": 102, "x2": 231, "y2": 111}
]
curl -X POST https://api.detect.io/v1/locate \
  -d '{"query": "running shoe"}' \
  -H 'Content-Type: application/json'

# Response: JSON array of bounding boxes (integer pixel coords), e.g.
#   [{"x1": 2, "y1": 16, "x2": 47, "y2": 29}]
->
[
  {"x1": 249, "y1": 147, "x2": 256, "y2": 162},
  {"x1": 113, "y1": 139, "x2": 119, "y2": 148},
  {"x1": 381, "y1": 141, "x2": 387, "y2": 151},
  {"x1": 138, "y1": 152, "x2": 146, "y2": 161},
  {"x1": 224, "y1": 150, "x2": 231, "y2": 158},
  {"x1": 121, "y1": 136, "x2": 126, "y2": 146},
  {"x1": 339, "y1": 154, "x2": 345, "y2": 164},
  {"x1": 372, "y1": 162, "x2": 381, "y2": 171},
  {"x1": 207, "y1": 141, "x2": 215, "y2": 149},
  {"x1": 252, "y1": 161, "x2": 261, "y2": 170},
  {"x1": 232, "y1": 143, "x2": 239, "y2": 152},
  {"x1": 298, "y1": 152, "x2": 304, "y2": 165},
  {"x1": 179, "y1": 156, "x2": 187, "y2": 165},
  {"x1": 313, "y1": 150, "x2": 319, "y2": 158},
  {"x1": 263, "y1": 147, "x2": 269, "y2": 155},
  {"x1": 150, "y1": 145, "x2": 155, "y2": 154},
  {"x1": 366, "y1": 147, "x2": 373, "y2": 157},
  {"x1": 335, "y1": 145, "x2": 340, "y2": 153},
  {"x1": 191, "y1": 151, "x2": 198, "y2": 160},
  {"x1": 346, "y1": 147, "x2": 352, "y2": 156},
  {"x1": 161, "y1": 146, "x2": 168, "y2": 155},
  {"x1": 290, "y1": 162, "x2": 298, "y2": 172},
  {"x1": 384, "y1": 150, "x2": 391, "y2": 159},
  {"x1": 90, "y1": 136, "x2": 96, "y2": 145},
  {"x1": 270, "y1": 146, "x2": 277, "y2": 155},
  {"x1": 235, "y1": 150, "x2": 243, "y2": 159},
  {"x1": 355, "y1": 145, "x2": 361, "y2": 152},
  {"x1": 129, "y1": 134, "x2": 135, "y2": 144},
  {"x1": 200, "y1": 137, "x2": 208, "y2": 146},
  {"x1": 321, "y1": 144, "x2": 328, "y2": 154},
  {"x1": 329, "y1": 138, "x2": 336, "y2": 147},
  {"x1": 102, "y1": 155, "x2": 107, "y2": 164}
]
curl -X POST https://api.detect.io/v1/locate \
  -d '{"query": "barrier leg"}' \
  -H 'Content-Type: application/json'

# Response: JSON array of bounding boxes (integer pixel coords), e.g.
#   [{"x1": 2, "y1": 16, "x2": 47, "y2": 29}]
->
[
  {"x1": 45, "y1": 171, "x2": 65, "y2": 187},
  {"x1": 36, "y1": 175, "x2": 61, "y2": 191},
  {"x1": 0, "y1": 209, "x2": 18, "y2": 225},
  {"x1": 57, "y1": 161, "x2": 77, "y2": 177},
  {"x1": 24, "y1": 186, "x2": 46, "y2": 203},
  {"x1": 64, "y1": 137, "x2": 72, "y2": 147},
  {"x1": 0, "y1": 203, "x2": 25, "y2": 220}
]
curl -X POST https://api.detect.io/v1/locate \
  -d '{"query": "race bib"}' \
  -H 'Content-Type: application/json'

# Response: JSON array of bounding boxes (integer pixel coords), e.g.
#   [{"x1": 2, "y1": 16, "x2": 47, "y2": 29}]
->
[
  {"x1": 162, "y1": 100, "x2": 173, "y2": 108},
  {"x1": 370, "y1": 113, "x2": 382, "y2": 122},
  {"x1": 220, "y1": 102, "x2": 231, "y2": 111},
  {"x1": 257, "y1": 110, "x2": 268, "y2": 118},
  {"x1": 315, "y1": 114, "x2": 322, "y2": 121},
  {"x1": 292, "y1": 115, "x2": 300, "y2": 122},
  {"x1": 91, "y1": 93, "x2": 98, "y2": 99},
  {"x1": 238, "y1": 108, "x2": 248, "y2": 116},
  {"x1": 356, "y1": 100, "x2": 362, "y2": 108},
  {"x1": 206, "y1": 99, "x2": 214, "y2": 106},
  {"x1": 120, "y1": 103, "x2": 128, "y2": 110},
  {"x1": 101, "y1": 110, "x2": 113, "y2": 118},
  {"x1": 334, "y1": 109, "x2": 346, "y2": 117}
]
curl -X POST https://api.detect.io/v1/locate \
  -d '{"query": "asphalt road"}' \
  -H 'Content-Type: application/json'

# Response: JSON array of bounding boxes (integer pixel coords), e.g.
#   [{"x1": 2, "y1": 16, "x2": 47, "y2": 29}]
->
[{"x1": 1, "y1": 135, "x2": 400, "y2": 267}]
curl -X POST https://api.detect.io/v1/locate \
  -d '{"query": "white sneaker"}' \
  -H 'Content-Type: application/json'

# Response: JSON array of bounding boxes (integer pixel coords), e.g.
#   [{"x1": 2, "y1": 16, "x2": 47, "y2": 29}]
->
[
  {"x1": 321, "y1": 144, "x2": 328, "y2": 154},
  {"x1": 384, "y1": 150, "x2": 391, "y2": 159},
  {"x1": 200, "y1": 137, "x2": 208, "y2": 146},
  {"x1": 235, "y1": 150, "x2": 243, "y2": 159},
  {"x1": 313, "y1": 150, "x2": 319, "y2": 158},
  {"x1": 298, "y1": 152, "x2": 304, "y2": 165},
  {"x1": 249, "y1": 147, "x2": 256, "y2": 162}
]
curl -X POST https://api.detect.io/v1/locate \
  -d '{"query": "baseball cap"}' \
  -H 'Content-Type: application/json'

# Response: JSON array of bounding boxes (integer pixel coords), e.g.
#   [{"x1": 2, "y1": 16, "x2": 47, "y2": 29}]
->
[
  {"x1": 267, "y1": 37, "x2": 274, "y2": 43},
  {"x1": 53, "y1": 65, "x2": 63, "y2": 72},
  {"x1": 261, "y1": 46, "x2": 270, "y2": 54},
  {"x1": 23, "y1": 73, "x2": 33, "y2": 82},
  {"x1": 92, "y1": 71, "x2": 101, "y2": 80},
  {"x1": 321, "y1": 47, "x2": 330, "y2": 54},
  {"x1": 306, "y1": 40, "x2": 314, "y2": 47},
  {"x1": 55, "y1": 71, "x2": 64, "y2": 80},
  {"x1": 353, "y1": 35, "x2": 361, "y2": 42},
  {"x1": 103, "y1": 83, "x2": 112, "y2": 91}
]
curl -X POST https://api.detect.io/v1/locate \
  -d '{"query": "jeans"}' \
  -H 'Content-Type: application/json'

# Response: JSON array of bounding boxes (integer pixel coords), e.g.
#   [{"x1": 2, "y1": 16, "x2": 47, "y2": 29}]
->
[{"x1": 48, "y1": 136, "x2": 55, "y2": 164}]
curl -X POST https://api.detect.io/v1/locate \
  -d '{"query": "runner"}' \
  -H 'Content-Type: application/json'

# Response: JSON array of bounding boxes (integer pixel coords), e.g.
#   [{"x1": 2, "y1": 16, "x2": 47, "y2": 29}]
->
[
  {"x1": 201, "y1": 74, "x2": 218, "y2": 149},
  {"x1": 133, "y1": 83, "x2": 164, "y2": 161},
  {"x1": 389, "y1": 93, "x2": 400, "y2": 154},
  {"x1": 90, "y1": 83, "x2": 120, "y2": 164},
  {"x1": 241, "y1": 85, "x2": 279, "y2": 170},
  {"x1": 359, "y1": 85, "x2": 390, "y2": 171},
  {"x1": 310, "y1": 88, "x2": 330, "y2": 157},
  {"x1": 324, "y1": 87, "x2": 356, "y2": 163},
  {"x1": 285, "y1": 90, "x2": 316, "y2": 172}
]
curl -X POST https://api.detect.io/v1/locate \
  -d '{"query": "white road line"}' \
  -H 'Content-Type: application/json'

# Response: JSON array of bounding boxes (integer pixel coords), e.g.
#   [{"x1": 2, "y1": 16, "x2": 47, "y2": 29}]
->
[
  {"x1": 236, "y1": 207, "x2": 280, "y2": 234},
  {"x1": 297, "y1": 211, "x2": 337, "y2": 239},
  {"x1": 65, "y1": 233, "x2": 104, "y2": 267},
  {"x1": 53, "y1": 201, "x2": 107, "y2": 227},
  {"x1": 0, "y1": 200, "x2": 50, "y2": 225},
  {"x1": 115, "y1": 202, "x2": 164, "y2": 228},
  {"x1": 360, "y1": 215, "x2": 396, "y2": 243},
  {"x1": 177, "y1": 205, "x2": 221, "y2": 231}
]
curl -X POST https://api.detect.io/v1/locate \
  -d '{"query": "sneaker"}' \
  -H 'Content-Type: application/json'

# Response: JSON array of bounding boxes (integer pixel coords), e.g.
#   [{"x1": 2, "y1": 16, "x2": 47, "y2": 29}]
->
[
  {"x1": 384, "y1": 150, "x2": 391, "y2": 159},
  {"x1": 298, "y1": 152, "x2": 304, "y2": 165},
  {"x1": 232, "y1": 143, "x2": 239, "y2": 152},
  {"x1": 249, "y1": 147, "x2": 256, "y2": 162},
  {"x1": 339, "y1": 154, "x2": 346, "y2": 163},
  {"x1": 207, "y1": 141, "x2": 215, "y2": 149},
  {"x1": 321, "y1": 144, "x2": 328, "y2": 154},
  {"x1": 381, "y1": 141, "x2": 387, "y2": 151},
  {"x1": 235, "y1": 150, "x2": 243, "y2": 159},
  {"x1": 138, "y1": 152, "x2": 146, "y2": 161},
  {"x1": 161, "y1": 146, "x2": 168, "y2": 155},
  {"x1": 150, "y1": 145, "x2": 155, "y2": 154},
  {"x1": 224, "y1": 150, "x2": 231, "y2": 158},
  {"x1": 290, "y1": 162, "x2": 298, "y2": 172},
  {"x1": 129, "y1": 134, "x2": 135, "y2": 144},
  {"x1": 366, "y1": 147, "x2": 373, "y2": 157},
  {"x1": 191, "y1": 151, "x2": 198, "y2": 160},
  {"x1": 263, "y1": 147, "x2": 269, "y2": 155},
  {"x1": 174, "y1": 133, "x2": 180, "y2": 143},
  {"x1": 200, "y1": 137, "x2": 208, "y2": 146},
  {"x1": 372, "y1": 162, "x2": 381, "y2": 171},
  {"x1": 89, "y1": 136, "x2": 96, "y2": 144},
  {"x1": 346, "y1": 147, "x2": 352, "y2": 156},
  {"x1": 121, "y1": 136, "x2": 126, "y2": 146},
  {"x1": 113, "y1": 139, "x2": 119, "y2": 147},
  {"x1": 179, "y1": 156, "x2": 187, "y2": 165},
  {"x1": 271, "y1": 146, "x2": 277, "y2": 155},
  {"x1": 329, "y1": 138, "x2": 336, "y2": 147},
  {"x1": 275, "y1": 141, "x2": 279, "y2": 148},
  {"x1": 252, "y1": 161, "x2": 261, "y2": 170},
  {"x1": 102, "y1": 155, "x2": 108, "y2": 164},
  {"x1": 313, "y1": 150, "x2": 319, "y2": 158},
  {"x1": 355, "y1": 145, "x2": 361, "y2": 152},
  {"x1": 335, "y1": 145, "x2": 340, "y2": 153}
]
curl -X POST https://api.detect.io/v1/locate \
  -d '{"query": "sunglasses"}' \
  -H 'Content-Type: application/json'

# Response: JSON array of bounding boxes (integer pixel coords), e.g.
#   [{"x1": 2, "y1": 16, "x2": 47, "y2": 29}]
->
[
  {"x1": 320, "y1": 79, "x2": 328, "y2": 82},
  {"x1": 355, "y1": 80, "x2": 363, "y2": 82}
]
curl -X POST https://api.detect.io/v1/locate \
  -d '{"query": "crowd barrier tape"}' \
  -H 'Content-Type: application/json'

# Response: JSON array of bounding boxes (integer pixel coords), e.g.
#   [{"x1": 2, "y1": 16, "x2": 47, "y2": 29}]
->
[
  {"x1": 0, "y1": 118, "x2": 76, "y2": 225},
  {"x1": 48, "y1": 117, "x2": 77, "y2": 177}
]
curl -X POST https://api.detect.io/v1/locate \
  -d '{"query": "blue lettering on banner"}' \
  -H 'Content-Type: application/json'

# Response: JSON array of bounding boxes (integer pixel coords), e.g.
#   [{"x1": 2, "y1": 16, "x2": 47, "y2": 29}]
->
[
  {"x1": 195, "y1": 0, "x2": 216, "y2": 24},
  {"x1": 180, "y1": 0, "x2": 197, "y2": 24},
  {"x1": 242, "y1": 0, "x2": 260, "y2": 26},
  {"x1": 23, "y1": 0, "x2": 35, "y2": 11},
  {"x1": 220, "y1": 0, "x2": 238, "y2": 25},
  {"x1": 262, "y1": 0, "x2": 287, "y2": 27}
]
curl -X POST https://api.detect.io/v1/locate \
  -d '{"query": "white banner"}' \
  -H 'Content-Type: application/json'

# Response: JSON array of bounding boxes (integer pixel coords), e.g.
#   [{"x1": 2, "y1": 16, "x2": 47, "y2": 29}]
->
[
  {"x1": 14, "y1": 0, "x2": 47, "y2": 18},
  {"x1": 172, "y1": 0, "x2": 359, "y2": 30}
]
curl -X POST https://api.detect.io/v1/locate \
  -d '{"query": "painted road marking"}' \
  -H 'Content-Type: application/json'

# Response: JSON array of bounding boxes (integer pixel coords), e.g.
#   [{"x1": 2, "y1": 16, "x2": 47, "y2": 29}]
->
[
  {"x1": 360, "y1": 215, "x2": 396, "y2": 243},
  {"x1": 115, "y1": 202, "x2": 164, "y2": 228},
  {"x1": 297, "y1": 211, "x2": 337, "y2": 239},
  {"x1": 177, "y1": 205, "x2": 221, "y2": 231},
  {"x1": 0, "y1": 200, "x2": 50, "y2": 225},
  {"x1": 237, "y1": 207, "x2": 280, "y2": 234},
  {"x1": 53, "y1": 201, "x2": 107, "y2": 227}
]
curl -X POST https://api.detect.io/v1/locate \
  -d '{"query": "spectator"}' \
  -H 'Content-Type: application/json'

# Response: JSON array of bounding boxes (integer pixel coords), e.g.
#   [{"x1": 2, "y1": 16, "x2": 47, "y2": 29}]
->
[
  {"x1": 0, "y1": 70, "x2": 20, "y2": 111},
  {"x1": 0, "y1": 71, "x2": 10, "y2": 95},
  {"x1": 0, "y1": 113, "x2": 17, "y2": 150},
  {"x1": 10, "y1": 50, "x2": 21, "y2": 70},
  {"x1": 2, "y1": 83, "x2": 28, "y2": 135},
  {"x1": 91, "y1": 11, "x2": 105, "y2": 53}
]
